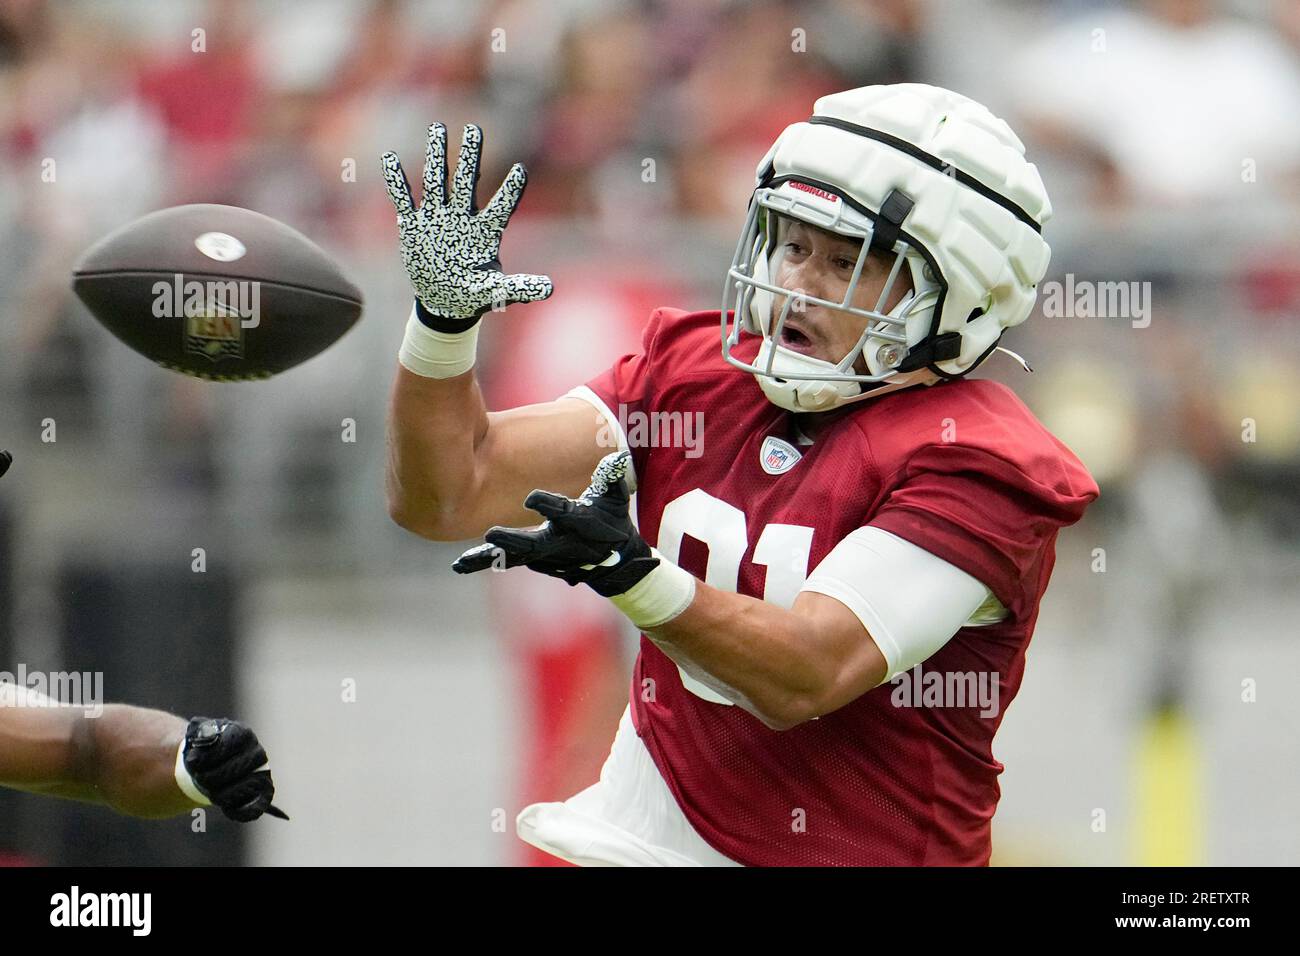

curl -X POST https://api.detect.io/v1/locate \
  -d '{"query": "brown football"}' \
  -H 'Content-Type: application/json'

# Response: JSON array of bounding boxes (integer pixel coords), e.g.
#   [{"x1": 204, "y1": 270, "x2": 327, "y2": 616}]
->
[{"x1": 71, "y1": 204, "x2": 363, "y2": 381}]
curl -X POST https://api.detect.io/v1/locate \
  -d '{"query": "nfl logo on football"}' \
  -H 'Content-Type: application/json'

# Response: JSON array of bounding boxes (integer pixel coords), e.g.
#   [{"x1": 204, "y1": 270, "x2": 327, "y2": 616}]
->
[
  {"x1": 151, "y1": 273, "x2": 261, "y2": 363},
  {"x1": 184, "y1": 303, "x2": 245, "y2": 363}
]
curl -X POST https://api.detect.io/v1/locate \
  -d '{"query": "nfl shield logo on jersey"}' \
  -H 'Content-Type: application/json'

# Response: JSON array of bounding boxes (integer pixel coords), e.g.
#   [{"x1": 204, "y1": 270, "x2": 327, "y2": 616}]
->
[{"x1": 759, "y1": 435, "x2": 802, "y2": 475}]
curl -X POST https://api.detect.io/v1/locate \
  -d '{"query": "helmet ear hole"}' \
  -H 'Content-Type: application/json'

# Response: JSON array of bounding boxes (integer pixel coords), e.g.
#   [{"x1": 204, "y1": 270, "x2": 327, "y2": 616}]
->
[{"x1": 966, "y1": 292, "x2": 995, "y2": 323}]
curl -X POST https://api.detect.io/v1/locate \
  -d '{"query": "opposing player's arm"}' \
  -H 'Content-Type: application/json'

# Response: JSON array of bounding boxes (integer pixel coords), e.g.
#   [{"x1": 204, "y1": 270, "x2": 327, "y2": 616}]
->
[
  {"x1": 0, "y1": 688, "x2": 194, "y2": 817},
  {"x1": 386, "y1": 371, "x2": 608, "y2": 540},
  {"x1": 0, "y1": 684, "x2": 282, "y2": 820}
]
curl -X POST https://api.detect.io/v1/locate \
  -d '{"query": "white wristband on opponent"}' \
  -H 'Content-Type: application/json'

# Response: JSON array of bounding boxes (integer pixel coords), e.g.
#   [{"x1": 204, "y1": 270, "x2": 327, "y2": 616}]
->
[
  {"x1": 608, "y1": 549, "x2": 697, "y2": 630},
  {"x1": 173, "y1": 741, "x2": 211, "y2": 807},
  {"x1": 398, "y1": 302, "x2": 481, "y2": 379}
]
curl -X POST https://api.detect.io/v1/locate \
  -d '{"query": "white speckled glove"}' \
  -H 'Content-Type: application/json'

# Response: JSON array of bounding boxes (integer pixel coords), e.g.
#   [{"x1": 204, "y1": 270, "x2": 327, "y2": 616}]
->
[{"x1": 381, "y1": 122, "x2": 553, "y2": 333}]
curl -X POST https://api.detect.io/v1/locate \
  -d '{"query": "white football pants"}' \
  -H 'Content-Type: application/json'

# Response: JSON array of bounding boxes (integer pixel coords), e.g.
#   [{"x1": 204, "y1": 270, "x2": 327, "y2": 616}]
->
[{"x1": 516, "y1": 705, "x2": 742, "y2": 867}]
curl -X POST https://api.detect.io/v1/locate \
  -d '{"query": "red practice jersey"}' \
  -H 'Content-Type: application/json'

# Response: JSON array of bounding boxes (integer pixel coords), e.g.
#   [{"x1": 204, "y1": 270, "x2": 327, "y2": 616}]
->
[{"x1": 578, "y1": 308, "x2": 1099, "y2": 866}]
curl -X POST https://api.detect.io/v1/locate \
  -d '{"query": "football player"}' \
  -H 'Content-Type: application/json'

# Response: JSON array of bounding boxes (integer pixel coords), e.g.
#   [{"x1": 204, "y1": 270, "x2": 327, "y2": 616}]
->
[
  {"x1": 0, "y1": 450, "x2": 284, "y2": 823},
  {"x1": 382, "y1": 84, "x2": 1099, "y2": 866}
]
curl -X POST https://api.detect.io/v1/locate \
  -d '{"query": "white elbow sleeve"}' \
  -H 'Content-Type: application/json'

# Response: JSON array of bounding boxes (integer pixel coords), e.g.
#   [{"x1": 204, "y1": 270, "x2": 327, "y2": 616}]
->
[{"x1": 801, "y1": 527, "x2": 1004, "y2": 683}]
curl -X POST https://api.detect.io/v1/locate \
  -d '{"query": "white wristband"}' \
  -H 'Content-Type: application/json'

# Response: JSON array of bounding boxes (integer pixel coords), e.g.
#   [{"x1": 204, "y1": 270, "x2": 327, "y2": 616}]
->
[
  {"x1": 608, "y1": 549, "x2": 697, "y2": 630},
  {"x1": 174, "y1": 741, "x2": 211, "y2": 807},
  {"x1": 398, "y1": 302, "x2": 481, "y2": 379}
]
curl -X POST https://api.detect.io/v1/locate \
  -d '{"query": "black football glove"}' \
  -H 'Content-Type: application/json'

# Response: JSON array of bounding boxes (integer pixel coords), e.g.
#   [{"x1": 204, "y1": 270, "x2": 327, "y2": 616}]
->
[
  {"x1": 182, "y1": 717, "x2": 288, "y2": 823},
  {"x1": 452, "y1": 451, "x2": 659, "y2": 598}
]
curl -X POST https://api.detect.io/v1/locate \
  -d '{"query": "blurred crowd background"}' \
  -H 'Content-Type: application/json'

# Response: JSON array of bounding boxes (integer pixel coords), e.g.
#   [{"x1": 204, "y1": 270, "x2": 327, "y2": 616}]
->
[{"x1": 1, "y1": 0, "x2": 1297, "y2": 866}]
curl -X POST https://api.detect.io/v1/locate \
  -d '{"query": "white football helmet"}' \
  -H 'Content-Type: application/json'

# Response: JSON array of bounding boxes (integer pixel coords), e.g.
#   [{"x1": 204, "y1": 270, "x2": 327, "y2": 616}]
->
[{"x1": 722, "y1": 83, "x2": 1053, "y2": 413}]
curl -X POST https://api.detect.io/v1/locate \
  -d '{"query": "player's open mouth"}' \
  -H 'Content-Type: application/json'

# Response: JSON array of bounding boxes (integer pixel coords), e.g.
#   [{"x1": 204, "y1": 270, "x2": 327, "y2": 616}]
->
[{"x1": 778, "y1": 321, "x2": 819, "y2": 356}]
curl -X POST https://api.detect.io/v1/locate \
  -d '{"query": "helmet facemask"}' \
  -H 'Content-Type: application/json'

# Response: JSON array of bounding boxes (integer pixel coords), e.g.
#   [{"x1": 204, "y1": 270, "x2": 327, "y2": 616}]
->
[{"x1": 722, "y1": 181, "x2": 943, "y2": 413}]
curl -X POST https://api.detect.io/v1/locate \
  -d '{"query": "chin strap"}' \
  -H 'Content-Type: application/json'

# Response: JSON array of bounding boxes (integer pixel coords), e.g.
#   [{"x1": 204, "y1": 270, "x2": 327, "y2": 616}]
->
[{"x1": 897, "y1": 331, "x2": 963, "y2": 372}]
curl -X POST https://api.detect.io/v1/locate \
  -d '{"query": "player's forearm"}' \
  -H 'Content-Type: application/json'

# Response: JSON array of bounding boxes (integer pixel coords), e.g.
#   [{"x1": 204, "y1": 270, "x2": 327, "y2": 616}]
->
[
  {"x1": 385, "y1": 364, "x2": 492, "y2": 538},
  {"x1": 644, "y1": 584, "x2": 839, "y2": 730},
  {"x1": 2, "y1": 703, "x2": 195, "y2": 817},
  {"x1": 78, "y1": 705, "x2": 196, "y2": 818},
  {"x1": 382, "y1": 122, "x2": 552, "y2": 539}
]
